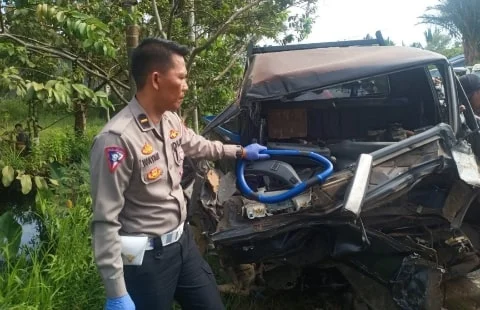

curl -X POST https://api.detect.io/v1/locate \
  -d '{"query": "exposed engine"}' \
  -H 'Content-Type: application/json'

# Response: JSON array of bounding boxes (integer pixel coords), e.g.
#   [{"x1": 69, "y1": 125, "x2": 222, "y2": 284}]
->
[{"x1": 240, "y1": 112, "x2": 424, "y2": 220}]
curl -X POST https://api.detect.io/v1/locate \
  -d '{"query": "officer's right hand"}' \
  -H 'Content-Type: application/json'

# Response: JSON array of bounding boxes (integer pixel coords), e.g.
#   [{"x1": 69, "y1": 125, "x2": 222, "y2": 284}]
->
[{"x1": 105, "y1": 294, "x2": 135, "y2": 310}]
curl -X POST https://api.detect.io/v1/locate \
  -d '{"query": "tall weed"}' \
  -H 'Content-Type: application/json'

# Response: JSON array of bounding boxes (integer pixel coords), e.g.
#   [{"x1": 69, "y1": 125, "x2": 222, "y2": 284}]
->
[
  {"x1": 1, "y1": 123, "x2": 102, "y2": 175},
  {"x1": 0, "y1": 192, "x2": 104, "y2": 310}
]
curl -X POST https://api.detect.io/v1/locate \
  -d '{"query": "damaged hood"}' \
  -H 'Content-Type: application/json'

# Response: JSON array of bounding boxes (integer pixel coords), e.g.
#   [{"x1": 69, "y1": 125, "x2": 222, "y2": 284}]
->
[{"x1": 243, "y1": 46, "x2": 446, "y2": 100}]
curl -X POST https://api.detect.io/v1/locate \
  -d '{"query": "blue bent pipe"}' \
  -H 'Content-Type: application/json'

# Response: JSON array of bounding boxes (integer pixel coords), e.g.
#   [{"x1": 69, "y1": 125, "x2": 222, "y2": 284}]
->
[{"x1": 236, "y1": 149, "x2": 334, "y2": 204}]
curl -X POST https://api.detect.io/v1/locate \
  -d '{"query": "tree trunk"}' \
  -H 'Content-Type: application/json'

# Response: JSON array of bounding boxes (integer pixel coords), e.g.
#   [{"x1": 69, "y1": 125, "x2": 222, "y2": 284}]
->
[
  {"x1": 188, "y1": 0, "x2": 199, "y2": 134},
  {"x1": 27, "y1": 101, "x2": 33, "y2": 137},
  {"x1": 125, "y1": 4, "x2": 140, "y2": 100},
  {"x1": 74, "y1": 101, "x2": 87, "y2": 137},
  {"x1": 463, "y1": 38, "x2": 479, "y2": 66},
  {"x1": 33, "y1": 103, "x2": 39, "y2": 139}
]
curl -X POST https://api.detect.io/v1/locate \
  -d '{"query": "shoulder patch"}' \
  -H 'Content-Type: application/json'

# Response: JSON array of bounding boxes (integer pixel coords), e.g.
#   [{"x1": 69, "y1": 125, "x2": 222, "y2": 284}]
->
[
  {"x1": 104, "y1": 146, "x2": 127, "y2": 172},
  {"x1": 137, "y1": 113, "x2": 151, "y2": 130}
]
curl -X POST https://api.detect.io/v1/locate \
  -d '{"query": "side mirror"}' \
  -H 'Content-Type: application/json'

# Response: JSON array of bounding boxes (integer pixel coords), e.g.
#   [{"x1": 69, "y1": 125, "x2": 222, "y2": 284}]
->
[{"x1": 343, "y1": 154, "x2": 373, "y2": 217}]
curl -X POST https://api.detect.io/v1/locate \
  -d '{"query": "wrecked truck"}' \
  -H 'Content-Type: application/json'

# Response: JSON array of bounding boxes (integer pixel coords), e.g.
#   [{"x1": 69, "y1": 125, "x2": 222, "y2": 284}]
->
[{"x1": 181, "y1": 33, "x2": 480, "y2": 309}]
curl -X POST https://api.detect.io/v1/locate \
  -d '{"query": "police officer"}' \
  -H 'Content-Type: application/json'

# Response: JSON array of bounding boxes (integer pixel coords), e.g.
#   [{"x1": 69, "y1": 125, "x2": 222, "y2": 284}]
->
[
  {"x1": 89, "y1": 38, "x2": 269, "y2": 310},
  {"x1": 459, "y1": 73, "x2": 480, "y2": 117}
]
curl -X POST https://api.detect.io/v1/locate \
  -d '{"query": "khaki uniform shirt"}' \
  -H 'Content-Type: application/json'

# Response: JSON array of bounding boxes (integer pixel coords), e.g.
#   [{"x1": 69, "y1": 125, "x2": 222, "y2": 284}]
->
[{"x1": 90, "y1": 98, "x2": 239, "y2": 298}]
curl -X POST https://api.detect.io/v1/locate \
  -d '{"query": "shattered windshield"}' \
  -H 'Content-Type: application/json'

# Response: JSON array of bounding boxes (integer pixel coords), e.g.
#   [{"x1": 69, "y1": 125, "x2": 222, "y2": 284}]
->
[{"x1": 293, "y1": 76, "x2": 390, "y2": 101}]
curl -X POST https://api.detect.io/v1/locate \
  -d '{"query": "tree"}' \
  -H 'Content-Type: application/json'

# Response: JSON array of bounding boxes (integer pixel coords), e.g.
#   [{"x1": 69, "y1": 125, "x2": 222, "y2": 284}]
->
[
  {"x1": 0, "y1": 0, "x2": 318, "y2": 136},
  {"x1": 410, "y1": 42, "x2": 423, "y2": 49},
  {"x1": 144, "y1": 0, "x2": 318, "y2": 125},
  {"x1": 384, "y1": 37, "x2": 395, "y2": 46},
  {"x1": 1, "y1": 1, "x2": 127, "y2": 137},
  {"x1": 363, "y1": 33, "x2": 395, "y2": 46},
  {"x1": 419, "y1": 0, "x2": 480, "y2": 65},
  {"x1": 422, "y1": 27, "x2": 464, "y2": 58},
  {"x1": 424, "y1": 28, "x2": 451, "y2": 52}
]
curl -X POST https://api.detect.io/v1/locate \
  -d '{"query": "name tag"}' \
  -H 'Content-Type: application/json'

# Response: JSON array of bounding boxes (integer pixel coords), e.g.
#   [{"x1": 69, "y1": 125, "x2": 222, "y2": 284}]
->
[{"x1": 120, "y1": 236, "x2": 149, "y2": 266}]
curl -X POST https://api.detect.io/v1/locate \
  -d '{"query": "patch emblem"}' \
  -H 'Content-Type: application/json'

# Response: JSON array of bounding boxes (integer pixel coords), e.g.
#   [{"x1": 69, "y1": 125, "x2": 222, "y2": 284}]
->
[
  {"x1": 147, "y1": 167, "x2": 162, "y2": 180},
  {"x1": 104, "y1": 146, "x2": 126, "y2": 173},
  {"x1": 141, "y1": 143, "x2": 153, "y2": 155},
  {"x1": 169, "y1": 129, "x2": 179, "y2": 139}
]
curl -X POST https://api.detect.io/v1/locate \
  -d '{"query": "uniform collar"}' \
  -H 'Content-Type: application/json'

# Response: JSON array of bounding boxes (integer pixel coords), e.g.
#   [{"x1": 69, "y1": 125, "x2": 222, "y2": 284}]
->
[{"x1": 128, "y1": 97, "x2": 156, "y2": 132}]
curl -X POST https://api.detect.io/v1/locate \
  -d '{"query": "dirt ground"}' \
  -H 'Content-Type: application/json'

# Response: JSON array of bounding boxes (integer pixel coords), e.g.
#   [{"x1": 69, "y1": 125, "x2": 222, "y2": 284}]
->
[
  {"x1": 198, "y1": 228, "x2": 480, "y2": 310},
  {"x1": 443, "y1": 270, "x2": 480, "y2": 310},
  {"x1": 217, "y1": 271, "x2": 480, "y2": 310}
]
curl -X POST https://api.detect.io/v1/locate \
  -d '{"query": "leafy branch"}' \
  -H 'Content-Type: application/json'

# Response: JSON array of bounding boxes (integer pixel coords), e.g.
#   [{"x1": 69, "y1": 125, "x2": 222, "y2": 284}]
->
[
  {"x1": 166, "y1": 0, "x2": 179, "y2": 39},
  {"x1": 186, "y1": 0, "x2": 266, "y2": 71},
  {"x1": 151, "y1": 0, "x2": 167, "y2": 38},
  {"x1": 206, "y1": 40, "x2": 250, "y2": 88},
  {"x1": 0, "y1": 33, "x2": 129, "y2": 96}
]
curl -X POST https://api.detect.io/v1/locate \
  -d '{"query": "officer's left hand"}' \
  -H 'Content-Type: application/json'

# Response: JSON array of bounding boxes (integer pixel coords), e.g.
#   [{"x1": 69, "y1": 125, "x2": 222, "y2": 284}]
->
[{"x1": 243, "y1": 143, "x2": 270, "y2": 161}]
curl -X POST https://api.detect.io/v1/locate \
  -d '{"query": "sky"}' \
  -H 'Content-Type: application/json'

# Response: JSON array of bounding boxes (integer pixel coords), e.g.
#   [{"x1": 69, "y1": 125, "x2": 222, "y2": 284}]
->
[{"x1": 297, "y1": 0, "x2": 441, "y2": 46}]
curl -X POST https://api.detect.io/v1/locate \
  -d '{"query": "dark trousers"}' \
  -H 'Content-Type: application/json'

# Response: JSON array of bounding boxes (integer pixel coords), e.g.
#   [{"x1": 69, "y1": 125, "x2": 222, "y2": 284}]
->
[{"x1": 124, "y1": 224, "x2": 225, "y2": 310}]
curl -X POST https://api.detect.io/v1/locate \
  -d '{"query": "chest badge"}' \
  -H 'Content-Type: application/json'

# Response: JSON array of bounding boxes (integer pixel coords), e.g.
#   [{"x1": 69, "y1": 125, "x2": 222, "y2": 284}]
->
[
  {"x1": 147, "y1": 167, "x2": 162, "y2": 180},
  {"x1": 169, "y1": 129, "x2": 179, "y2": 139},
  {"x1": 141, "y1": 143, "x2": 153, "y2": 155}
]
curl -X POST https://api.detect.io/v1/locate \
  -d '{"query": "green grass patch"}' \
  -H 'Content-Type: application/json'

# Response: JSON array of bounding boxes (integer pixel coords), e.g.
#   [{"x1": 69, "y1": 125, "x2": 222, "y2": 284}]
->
[{"x1": 0, "y1": 192, "x2": 104, "y2": 310}]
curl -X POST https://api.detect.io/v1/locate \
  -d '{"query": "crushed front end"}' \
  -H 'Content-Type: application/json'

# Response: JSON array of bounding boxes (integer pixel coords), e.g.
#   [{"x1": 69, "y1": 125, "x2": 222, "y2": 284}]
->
[{"x1": 186, "y1": 44, "x2": 480, "y2": 309}]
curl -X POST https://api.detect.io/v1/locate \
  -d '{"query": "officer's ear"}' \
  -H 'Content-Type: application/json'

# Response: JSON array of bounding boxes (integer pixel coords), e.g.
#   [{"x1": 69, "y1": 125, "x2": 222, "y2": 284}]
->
[{"x1": 151, "y1": 71, "x2": 162, "y2": 91}]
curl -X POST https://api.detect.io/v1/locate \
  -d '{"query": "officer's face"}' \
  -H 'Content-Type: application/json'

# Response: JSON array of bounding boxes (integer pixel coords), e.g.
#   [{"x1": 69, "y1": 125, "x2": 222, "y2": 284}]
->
[
  {"x1": 471, "y1": 90, "x2": 480, "y2": 115},
  {"x1": 152, "y1": 54, "x2": 188, "y2": 112}
]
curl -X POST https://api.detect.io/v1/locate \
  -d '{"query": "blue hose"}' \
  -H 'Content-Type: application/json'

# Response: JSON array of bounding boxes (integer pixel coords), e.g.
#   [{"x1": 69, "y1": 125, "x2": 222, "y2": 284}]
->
[{"x1": 236, "y1": 150, "x2": 334, "y2": 204}]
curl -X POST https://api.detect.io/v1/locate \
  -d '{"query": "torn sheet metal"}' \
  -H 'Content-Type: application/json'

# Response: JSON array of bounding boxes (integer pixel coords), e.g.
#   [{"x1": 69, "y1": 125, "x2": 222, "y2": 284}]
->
[
  {"x1": 217, "y1": 171, "x2": 237, "y2": 206},
  {"x1": 451, "y1": 141, "x2": 480, "y2": 187},
  {"x1": 207, "y1": 169, "x2": 221, "y2": 193}
]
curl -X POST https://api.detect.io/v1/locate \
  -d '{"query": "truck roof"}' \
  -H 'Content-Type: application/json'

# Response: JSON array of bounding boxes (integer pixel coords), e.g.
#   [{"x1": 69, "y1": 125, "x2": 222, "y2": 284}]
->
[{"x1": 242, "y1": 45, "x2": 447, "y2": 101}]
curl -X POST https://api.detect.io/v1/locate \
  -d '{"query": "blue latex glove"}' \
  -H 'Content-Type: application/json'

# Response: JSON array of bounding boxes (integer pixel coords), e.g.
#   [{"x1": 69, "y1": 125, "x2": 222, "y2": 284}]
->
[
  {"x1": 243, "y1": 143, "x2": 270, "y2": 161},
  {"x1": 105, "y1": 294, "x2": 135, "y2": 310}
]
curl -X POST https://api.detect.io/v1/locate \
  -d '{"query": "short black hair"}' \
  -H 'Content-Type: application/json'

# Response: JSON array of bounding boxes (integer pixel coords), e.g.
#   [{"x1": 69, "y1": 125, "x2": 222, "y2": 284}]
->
[
  {"x1": 15, "y1": 123, "x2": 22, "y2": 128},
  {"x1": 131, "y1": 38, "x2": 190, "y2": 90}
]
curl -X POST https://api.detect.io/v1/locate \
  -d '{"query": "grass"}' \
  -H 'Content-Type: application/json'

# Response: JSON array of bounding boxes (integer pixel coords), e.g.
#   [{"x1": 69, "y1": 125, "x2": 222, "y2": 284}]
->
[
  {"x1": 0, "y1": 192, "x2": 104, "y2": 310},
  {"x1": 0, "y1": 99, "x2": 107, "y2": 309}
]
